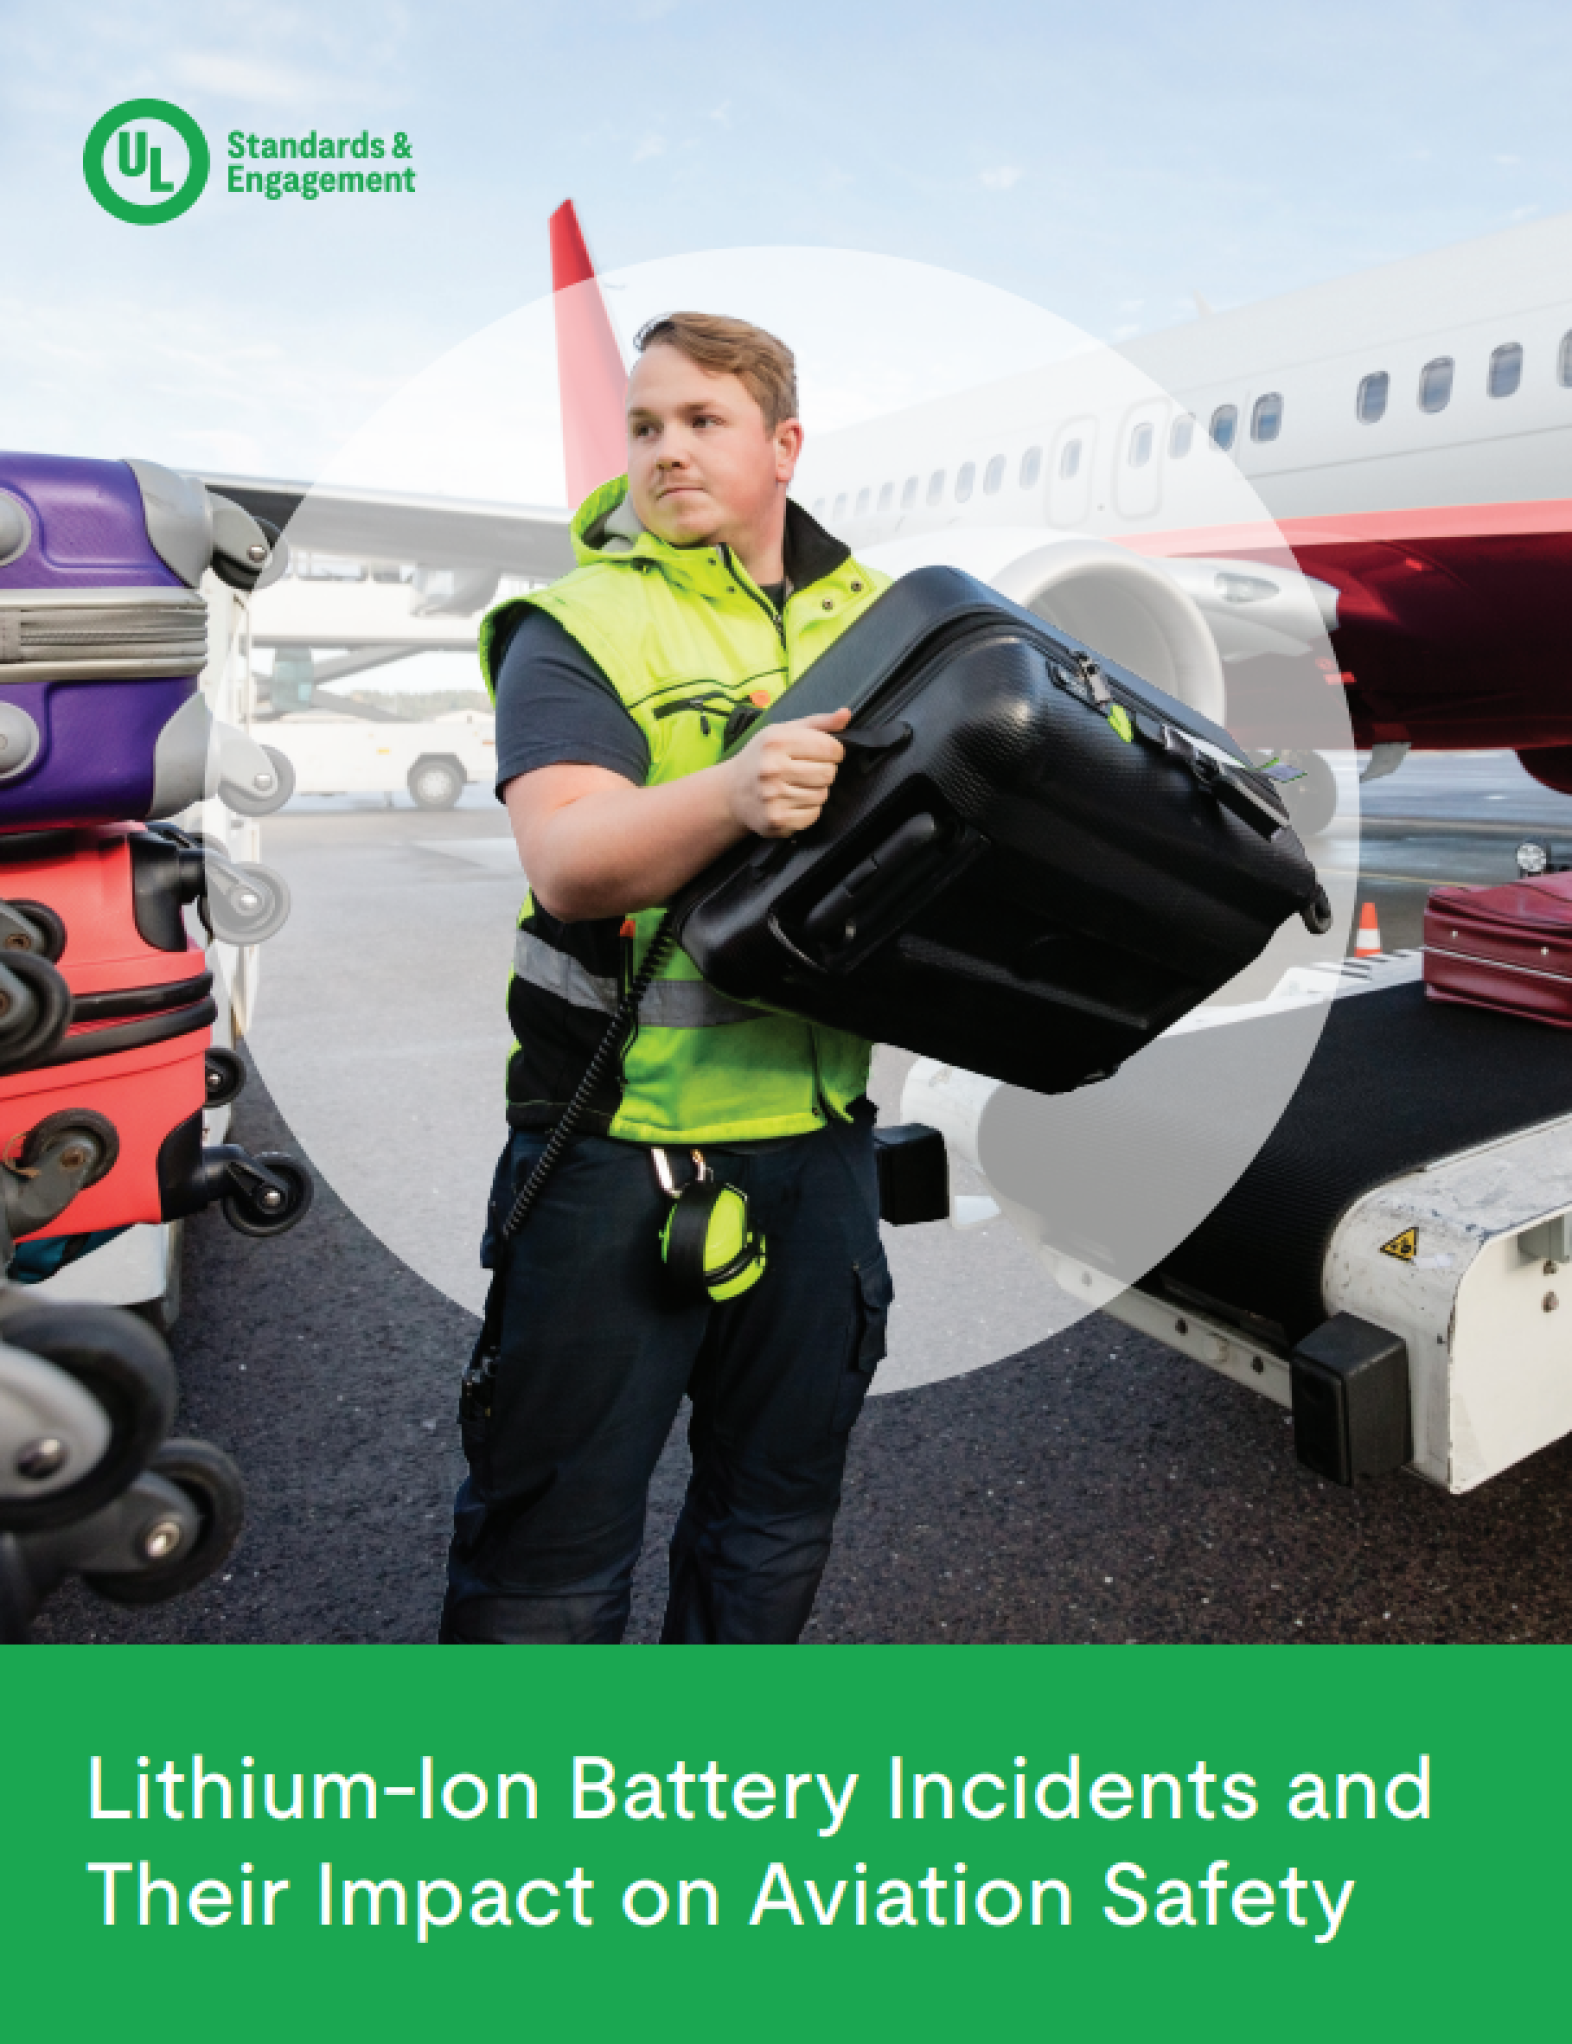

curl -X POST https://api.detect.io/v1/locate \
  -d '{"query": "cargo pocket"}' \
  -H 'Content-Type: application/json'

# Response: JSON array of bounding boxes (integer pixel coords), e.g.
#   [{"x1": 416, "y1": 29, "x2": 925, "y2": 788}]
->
[{"x1": 832, "y1": 1246, "x2": 894, "y2": 1434}]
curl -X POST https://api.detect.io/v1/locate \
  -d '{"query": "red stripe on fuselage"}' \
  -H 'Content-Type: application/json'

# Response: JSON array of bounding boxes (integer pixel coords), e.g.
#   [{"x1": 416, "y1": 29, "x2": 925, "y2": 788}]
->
[{"x1": 1118, "y1": 495, "x2": 1572, "y2": 560}]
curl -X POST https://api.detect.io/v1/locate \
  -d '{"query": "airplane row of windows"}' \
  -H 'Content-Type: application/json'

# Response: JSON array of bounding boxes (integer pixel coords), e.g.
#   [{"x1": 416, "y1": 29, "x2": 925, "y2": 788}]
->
[
  {"x1": 812, "y1": 443, "x2": 1058, "y2": 523},
  {"x1": 1355, "y1": 332, "x2": 1572, "y2": 420},
  {"x1": 810, "y1": 405, "x2": 1240, "y2": 520},
  {"x1": 810, "y1": 330, "x2": 1572, "y2": 521}
]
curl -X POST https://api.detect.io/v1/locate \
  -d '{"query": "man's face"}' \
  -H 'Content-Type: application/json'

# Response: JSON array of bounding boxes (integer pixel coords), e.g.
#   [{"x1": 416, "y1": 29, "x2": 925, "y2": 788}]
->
[{"x1": 625, "y1": 344, "x2": 802, "y2": 552}]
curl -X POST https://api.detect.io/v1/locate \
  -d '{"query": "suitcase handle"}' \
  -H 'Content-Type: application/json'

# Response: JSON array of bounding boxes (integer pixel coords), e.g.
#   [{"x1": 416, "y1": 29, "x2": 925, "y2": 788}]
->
[
  {"x1": 838, "y1": 721, "x2": 913, "y2": 765},
  {"x1": 800, "y1": 812, "x2": 945, "y2": 963}
]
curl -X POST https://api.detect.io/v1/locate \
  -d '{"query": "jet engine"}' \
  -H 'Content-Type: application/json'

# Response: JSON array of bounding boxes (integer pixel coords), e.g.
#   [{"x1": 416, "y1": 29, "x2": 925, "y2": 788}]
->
[
  {"x1": 859, "y1": 527, "x2": 1345, "y2": 834},
  {"x1": 989, "y1": 538, "x2": 1228, "y2": 726}
]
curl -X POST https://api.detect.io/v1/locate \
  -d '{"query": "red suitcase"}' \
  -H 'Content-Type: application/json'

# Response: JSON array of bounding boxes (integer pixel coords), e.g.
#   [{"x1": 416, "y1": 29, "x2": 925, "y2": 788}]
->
[
  {"x1": 0, "y1": 825, "x2": 310, "y2": 1244},
  {"x1": 1425, "y1": 872, "x2": 1572, "y2": 1028}
]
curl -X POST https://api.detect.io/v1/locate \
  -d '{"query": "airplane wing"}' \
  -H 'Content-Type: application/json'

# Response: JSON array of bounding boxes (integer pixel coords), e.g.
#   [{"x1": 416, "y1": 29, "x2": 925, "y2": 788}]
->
[
  {"x1": 200, "y1": 201, "x2": 623, "y2": 590},
  {"x1": 196, "y1": 474, "x2": 575, "y2": 582}
]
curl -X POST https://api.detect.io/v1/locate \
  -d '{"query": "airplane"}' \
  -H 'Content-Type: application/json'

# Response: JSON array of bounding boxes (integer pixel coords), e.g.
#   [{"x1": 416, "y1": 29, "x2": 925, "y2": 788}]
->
[{"x1": 206, "y1": 198, "x2": 1572, "y2": 837}]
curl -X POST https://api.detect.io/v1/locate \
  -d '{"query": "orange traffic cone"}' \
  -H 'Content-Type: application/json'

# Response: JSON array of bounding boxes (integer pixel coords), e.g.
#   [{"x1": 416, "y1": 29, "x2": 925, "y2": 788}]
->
[{"x1": 1355, "y1": 902, "x2": 1382, "y2": 958}]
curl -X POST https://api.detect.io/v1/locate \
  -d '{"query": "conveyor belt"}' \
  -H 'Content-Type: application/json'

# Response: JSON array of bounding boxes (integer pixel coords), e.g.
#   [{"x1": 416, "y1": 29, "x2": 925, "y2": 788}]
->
[
  {"x1": 977, "y1": 981, "x2": 1572, "y2": 1348},
  {"x1": 1165, "y1": 982, "x2": 1572, "y2": 1341}
]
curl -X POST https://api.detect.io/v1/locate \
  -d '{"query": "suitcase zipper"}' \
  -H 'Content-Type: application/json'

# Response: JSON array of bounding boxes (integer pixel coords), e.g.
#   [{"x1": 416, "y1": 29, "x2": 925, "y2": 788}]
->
[{"x1": 1427, "y1": 945, "x2": 1572, "y2": 984}]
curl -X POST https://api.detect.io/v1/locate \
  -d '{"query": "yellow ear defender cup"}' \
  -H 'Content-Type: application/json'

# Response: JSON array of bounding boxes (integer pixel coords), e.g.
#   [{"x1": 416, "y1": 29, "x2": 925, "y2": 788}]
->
[{"x1": 654, "y1": 1152, "x2": 767, "y2": 1305}]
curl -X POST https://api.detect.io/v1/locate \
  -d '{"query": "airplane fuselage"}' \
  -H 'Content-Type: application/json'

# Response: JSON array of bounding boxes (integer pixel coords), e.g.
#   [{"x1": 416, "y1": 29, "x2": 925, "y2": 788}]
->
[{"x1": 798, "y1": 211, "x2": 1572, "y2": 767}]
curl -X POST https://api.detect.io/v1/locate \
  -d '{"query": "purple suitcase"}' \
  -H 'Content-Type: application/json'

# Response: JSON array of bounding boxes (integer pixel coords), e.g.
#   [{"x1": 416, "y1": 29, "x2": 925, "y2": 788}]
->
[{"x1": 0, "y1": 453, "x2": 281, "y2": 827}]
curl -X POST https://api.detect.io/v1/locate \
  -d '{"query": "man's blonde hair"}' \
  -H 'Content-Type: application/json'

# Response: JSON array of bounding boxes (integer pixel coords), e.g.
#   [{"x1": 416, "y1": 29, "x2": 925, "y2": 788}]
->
[{"x1": 633, "y1": 312, "x2": 799, "y2": 432}]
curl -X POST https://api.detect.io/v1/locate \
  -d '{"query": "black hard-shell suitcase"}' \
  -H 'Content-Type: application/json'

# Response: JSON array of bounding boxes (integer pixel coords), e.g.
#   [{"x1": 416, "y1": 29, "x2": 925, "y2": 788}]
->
[{"x1": 670, "y1": 567, "x2": 1327, "y2": 1096}]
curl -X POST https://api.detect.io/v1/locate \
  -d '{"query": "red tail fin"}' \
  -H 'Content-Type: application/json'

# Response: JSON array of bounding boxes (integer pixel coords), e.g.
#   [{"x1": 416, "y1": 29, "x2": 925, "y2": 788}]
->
[{"x1": 550, "y1": 200, "x2": 628, "y2": 509}]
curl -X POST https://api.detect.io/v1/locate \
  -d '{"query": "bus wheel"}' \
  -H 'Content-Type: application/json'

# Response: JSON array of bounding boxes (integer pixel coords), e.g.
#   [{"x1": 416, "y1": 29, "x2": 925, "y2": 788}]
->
[{"x1": 408, "y1": 757, "x2": 464, "y2": 810}]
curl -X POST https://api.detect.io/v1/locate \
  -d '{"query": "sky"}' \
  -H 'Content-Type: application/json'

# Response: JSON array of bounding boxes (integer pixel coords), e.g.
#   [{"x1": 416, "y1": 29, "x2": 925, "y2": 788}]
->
[{"x1": 6, "y1": 0, "x2": 1572, "y2": 482}]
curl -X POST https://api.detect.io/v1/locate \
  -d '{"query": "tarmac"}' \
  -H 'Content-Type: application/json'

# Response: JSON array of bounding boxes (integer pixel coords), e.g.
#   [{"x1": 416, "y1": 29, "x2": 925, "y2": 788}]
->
[{"x1": 32, "y1": 751, "x2": 1572, "y2": 1645}]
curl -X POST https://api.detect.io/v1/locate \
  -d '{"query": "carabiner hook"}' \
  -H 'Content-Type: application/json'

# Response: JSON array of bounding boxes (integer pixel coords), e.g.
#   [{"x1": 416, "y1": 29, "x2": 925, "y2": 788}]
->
[{"x1": 651, "y1": 1147, "x2": 712, "y2": 1199}]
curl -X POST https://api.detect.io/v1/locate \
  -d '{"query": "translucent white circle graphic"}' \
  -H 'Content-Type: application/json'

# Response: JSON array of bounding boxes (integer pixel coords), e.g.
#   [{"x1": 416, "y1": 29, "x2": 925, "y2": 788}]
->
[{"x1": 241, "y1": 247, "x2": 1357, "y2": 1394}]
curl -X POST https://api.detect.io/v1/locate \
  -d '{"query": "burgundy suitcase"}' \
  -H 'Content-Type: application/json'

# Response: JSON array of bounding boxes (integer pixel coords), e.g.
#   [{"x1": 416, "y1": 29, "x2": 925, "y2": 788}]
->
[{"x1": 1425, "y1": 872, "x2": 1572, "y2": 1027}]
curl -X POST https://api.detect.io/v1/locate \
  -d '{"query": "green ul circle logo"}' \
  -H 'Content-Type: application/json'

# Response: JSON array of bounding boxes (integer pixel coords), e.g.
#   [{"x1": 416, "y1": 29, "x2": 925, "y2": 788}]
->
[{"x1": 83, "y1": 98, "x2": 210, "y2": 224}]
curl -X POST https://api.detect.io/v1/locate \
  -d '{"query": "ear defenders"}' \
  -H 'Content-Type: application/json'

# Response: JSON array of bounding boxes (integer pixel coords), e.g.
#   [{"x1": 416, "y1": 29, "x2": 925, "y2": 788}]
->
[{"x1": 652, "y1": 1148, "x2": 766, "y2": 1304}]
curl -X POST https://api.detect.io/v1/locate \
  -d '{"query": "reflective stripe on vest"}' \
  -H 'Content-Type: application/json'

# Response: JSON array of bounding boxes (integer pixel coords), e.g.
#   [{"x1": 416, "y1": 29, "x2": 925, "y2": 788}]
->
[{"x1": 513, "y1": 928, "x2": 760, "y2": 1029}]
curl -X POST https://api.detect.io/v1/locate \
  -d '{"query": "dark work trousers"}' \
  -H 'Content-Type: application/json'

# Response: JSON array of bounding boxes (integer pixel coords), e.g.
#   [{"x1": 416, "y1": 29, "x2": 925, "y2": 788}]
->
[{"x1": 441, "y1": 1111, "x2": 892, "y2": 1645}]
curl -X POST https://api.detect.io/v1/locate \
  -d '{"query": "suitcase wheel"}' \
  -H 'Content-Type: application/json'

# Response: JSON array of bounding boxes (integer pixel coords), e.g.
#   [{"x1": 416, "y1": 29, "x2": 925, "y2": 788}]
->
[
  {"x1": 1300, "y1": 885, "x2": 1334, "y2": 936},
  {"x1": 82, "y1": 1436, "x2": 244, "y2": 1606},
  {"x1": 219, "y1": 744, "x2": 296, "y2": 819},
  {"x1": 203, "y1": 1047, "x2": 247, "y2": 1108},
  {"x1": 219, "y1": 1150, "x2": 314, "y2": 1239},
  {"x1": 6, "y1": 1108, "x2": 121, "y2": 1242},
  {"x1": 0, "y1": 951, "x2": 72, "y2": 1073},
  {"x1": 3, "y1": 901, "x2": 66, "y2": 962},
  {"x1": 200, "y1": 860, "x2": 291, "y2": 947},
  {"x1": 18, "y1": 1108, "x2": 120, "y2": 1189},
  {"x1": 0, "y1": 1302, "x2": 177, "y2": 1535}
]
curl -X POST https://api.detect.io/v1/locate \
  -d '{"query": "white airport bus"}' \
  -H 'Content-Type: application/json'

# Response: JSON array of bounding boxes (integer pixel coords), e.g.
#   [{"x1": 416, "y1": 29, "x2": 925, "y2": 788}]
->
[{"x1": 262, "y1": 703, "x2": 496, "y2": 809}]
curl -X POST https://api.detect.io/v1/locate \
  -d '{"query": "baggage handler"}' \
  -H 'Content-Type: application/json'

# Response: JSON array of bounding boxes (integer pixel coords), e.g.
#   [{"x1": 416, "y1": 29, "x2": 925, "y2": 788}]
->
[{"x1": 442, "y1": 313, "x2": 894, "y2": 1644}]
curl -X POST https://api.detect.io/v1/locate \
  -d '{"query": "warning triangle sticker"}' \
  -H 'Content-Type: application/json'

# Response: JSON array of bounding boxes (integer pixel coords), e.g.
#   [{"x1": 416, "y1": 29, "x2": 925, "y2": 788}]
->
[{"x1": 1380, "y1": 1228, "x2": 1418, "y2": 1263}]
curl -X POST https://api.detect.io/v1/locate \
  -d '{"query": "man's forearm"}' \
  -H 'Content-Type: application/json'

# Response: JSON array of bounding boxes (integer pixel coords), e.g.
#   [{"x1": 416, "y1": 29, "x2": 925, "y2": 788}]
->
[
  {"x1": 508, "y1": 764, "x2": 748, "y2": 920},
  {"x1": 507, "y1": 711, "x2": 849, "y2": 921}
]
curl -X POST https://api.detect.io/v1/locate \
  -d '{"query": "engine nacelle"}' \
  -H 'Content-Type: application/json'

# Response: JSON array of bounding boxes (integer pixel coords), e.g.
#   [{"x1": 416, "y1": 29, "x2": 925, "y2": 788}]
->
[
  {"x1": 859, "y1": 528, "x2": 1343, "y2": 740},
  {"x1": 991, "y1": 539, "x2": 1227, "y2": 727},
  {"x1": 861, "y1": 527, "x2": 1227, "y2": 726}
]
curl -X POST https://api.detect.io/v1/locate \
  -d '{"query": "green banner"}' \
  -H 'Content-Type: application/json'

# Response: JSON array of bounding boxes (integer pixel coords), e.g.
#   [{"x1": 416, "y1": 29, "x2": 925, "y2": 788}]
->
[{"x1": 1, "y1": 1646, "x2": 1559, "y2": 2041}]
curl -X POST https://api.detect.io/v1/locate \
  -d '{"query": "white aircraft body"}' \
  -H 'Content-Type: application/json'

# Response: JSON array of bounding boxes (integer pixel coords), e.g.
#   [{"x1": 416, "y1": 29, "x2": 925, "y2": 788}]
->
[{"x1": 207, "y1": 206, "x2": 1572, "y2": 831}]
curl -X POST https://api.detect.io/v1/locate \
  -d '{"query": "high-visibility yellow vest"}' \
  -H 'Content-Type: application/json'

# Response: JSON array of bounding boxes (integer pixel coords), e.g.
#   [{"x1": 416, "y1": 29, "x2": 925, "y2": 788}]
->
[{"x1": 480, "y1": 475, "x2": 890, "y2": 1145}]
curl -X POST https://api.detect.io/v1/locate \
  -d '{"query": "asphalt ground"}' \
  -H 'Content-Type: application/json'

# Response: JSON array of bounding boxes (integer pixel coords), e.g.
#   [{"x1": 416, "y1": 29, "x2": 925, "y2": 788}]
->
[{"x1": 32, "y1": 754, "x2": 1572, "y2": 1646}]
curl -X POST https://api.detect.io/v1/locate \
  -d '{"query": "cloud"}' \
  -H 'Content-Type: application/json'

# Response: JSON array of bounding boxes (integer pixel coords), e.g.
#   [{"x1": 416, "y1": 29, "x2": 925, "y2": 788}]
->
[
  {"x1": 708, "y1": 101, "x2": 732, "y2": 127},
  {"x1": 632, "y1": 133, "x2": 667, "y2": 162},
  {"x1": 979, "y1": 166, "x2": 1024, "y2": 190},
  {"x1": 174, "y1": 51, "x2": 351, "y2": 107},
  {"x1": 1494, "y1": 153, "x2": 1524, "y2": 167}
]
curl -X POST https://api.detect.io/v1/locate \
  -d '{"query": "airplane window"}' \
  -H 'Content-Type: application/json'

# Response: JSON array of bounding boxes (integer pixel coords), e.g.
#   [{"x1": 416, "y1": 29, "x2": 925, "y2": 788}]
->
[
  {"x1": 955, "y1": 462, "x2": 976, "y2": 503},
  {"x1": 1418, "y1": 357, "x2": 1454, "y2": 412},
  {"x1": 901, "y1": 476, "x2": 919, "y2": 509},
  {"x1": 855, "y1": 488, "x2": 870, "y2": 516},
  {"x1": 1560, "y1": 333, "x2": 1572, "y2": 387},
  {"x1": 1356, "y1": 372, "x2": 1388, "y2": 423},
  {"x1": 1059, "y1": 439, "x2": 1082, "y2": 479},
  {"x1": 927, "y1": 470, "x2": 946, "y2": 506},
  {"x1": 1489, "y1": 343, "x2": 1523, "y2": 398},
  {"x1": 833, "y1": 493, "x2": 848, "y2": 519},
  {"x1": 1020, "y1": 446, "x2": 1043, "y2": 488},
  {"x1": 877, "y1": 482, "x2": 893, "y2": 513},
  {"x1": 1128, "y1": 423, "x2": 1154, "y2": 469},
  {"x1": 1169, "y1": 415, "x2": 1195, "y2": 458},
  {"x1": 1251, "y1": 392, "x2": 1284, "y2": 442},
  {"x1": 813, "y1": 499, "x2": 826, "y2": 516},
  {"x1": 984, "y1": 454, "x2": 1006, "y2": 494},
  {"x1": 1209, "y1": 405, "x2": 1238, "y2": 452}
]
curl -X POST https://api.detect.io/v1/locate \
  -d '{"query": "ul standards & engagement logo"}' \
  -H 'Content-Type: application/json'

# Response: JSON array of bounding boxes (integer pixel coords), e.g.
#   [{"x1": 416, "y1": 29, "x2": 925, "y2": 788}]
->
[{"x1": 83, "y1": 98, "x2": 210, "y2": 224}]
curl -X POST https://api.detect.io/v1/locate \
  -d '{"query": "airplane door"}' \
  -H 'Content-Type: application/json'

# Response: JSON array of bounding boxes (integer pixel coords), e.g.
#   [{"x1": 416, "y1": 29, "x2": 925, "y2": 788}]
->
[
  {"x1": 1115, "y1": 400, "x2": 1167, "y2": 521},
  {"x1": 1049, "y1": 418, "x2": 1096, "y2": 528}
]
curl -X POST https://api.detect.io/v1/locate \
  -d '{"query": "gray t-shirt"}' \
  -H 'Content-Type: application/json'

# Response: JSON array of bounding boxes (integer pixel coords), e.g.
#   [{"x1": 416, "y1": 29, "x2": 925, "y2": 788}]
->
[{"x1": 492, "y1": 607, "x2": 649, "y2": 794}]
